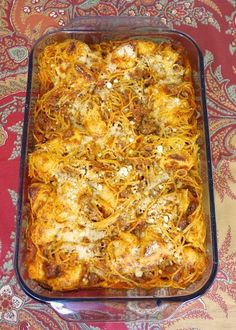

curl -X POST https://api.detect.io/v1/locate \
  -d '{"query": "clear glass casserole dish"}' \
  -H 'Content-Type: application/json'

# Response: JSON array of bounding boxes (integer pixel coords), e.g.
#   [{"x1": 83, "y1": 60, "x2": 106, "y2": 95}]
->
[{"x1": 15, "y1": 16, "x2": 218, "y2": 322}]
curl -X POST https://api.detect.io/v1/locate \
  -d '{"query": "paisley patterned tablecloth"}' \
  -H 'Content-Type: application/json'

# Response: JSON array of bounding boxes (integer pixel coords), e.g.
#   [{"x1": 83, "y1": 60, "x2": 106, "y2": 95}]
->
[{"x1": 1, "y1": 1, "x2": 236, "y2": 329}]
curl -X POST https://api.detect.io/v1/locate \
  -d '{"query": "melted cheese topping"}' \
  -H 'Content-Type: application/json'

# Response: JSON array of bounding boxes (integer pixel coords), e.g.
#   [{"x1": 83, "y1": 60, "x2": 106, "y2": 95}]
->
[{"x1": 27, "y1": 39, "x2": 207, "y2": 291}]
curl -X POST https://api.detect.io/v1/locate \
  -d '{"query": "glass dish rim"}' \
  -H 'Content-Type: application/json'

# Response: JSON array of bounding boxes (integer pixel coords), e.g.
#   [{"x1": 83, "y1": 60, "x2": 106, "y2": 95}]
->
[{"x1": 15, "y1": 22, "x2": 218, "y2": 304}]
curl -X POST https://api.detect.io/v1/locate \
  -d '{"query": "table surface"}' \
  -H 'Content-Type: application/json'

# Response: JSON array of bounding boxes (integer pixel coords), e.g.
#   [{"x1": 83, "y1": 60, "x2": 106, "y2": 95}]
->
[{"x1": 0, "y1": 1, "x2": 236, "y2": 329}]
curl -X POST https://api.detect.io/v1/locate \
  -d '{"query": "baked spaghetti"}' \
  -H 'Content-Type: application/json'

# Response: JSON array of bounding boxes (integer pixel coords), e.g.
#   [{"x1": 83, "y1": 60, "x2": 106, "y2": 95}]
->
[{"x1": 26, "y1": 39, "x2": 207, "y2": 291}]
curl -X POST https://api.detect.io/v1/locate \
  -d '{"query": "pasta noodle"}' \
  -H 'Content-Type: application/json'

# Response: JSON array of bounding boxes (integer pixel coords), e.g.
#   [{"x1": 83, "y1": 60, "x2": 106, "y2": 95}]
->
[{"x1": 26, "y1": 39, "x2": 207, "y2": 291}]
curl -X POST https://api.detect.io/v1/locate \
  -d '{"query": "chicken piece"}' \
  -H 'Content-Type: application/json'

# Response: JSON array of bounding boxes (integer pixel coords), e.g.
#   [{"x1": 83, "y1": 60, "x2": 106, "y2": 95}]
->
[
  {"x1": 96, "y1": 184, "x2": 117, "y2": 209},
  {"x1": 82, "y1": 105, "x2": 106, "y2": 136},
  {"x1": 39, "y1": 40, "x2": 101, "y2": 89},
  {"x1": 107, "y1": 233, "x2": 139, "y2": 274},
  {"x1": 29, "y1": 183, "x2": 52, "y2": 214},
  {"x1": 47, "y1": 262, "x2": 85, "y2": 291},
  {"x1": 160, "y1": 150, "x2": 194, "y2": 171},
  {"x1": 28, "y1": 254, "x2": 85, "y2": 291},
  {"x1": 182, "y1": 247, "x2": 206, "y2": 273},
  {"x1": 136, "y1": 40, "x2": 157, "y2": 56},
  {"x1": 43, "y1": 128, "x2": 82, "y2": 155},
  {"x1": 147, "y1": 87, "x2": 190, "y2": 126},
  {"x1": 140, "y1": 229, "x2": 172, "y2": 267},
  {"x1": 107, "y1": 42, "x2": 137, "y2": 69},
  {"x1": 32, "y1": 221, "x2": 63, "y2": 245},
  {"x1": 28, "y1": 150, "x2": 59, "y2": 183},
  {"x1": 27, "y1": 254, "x2": 45, "y2": 283}
]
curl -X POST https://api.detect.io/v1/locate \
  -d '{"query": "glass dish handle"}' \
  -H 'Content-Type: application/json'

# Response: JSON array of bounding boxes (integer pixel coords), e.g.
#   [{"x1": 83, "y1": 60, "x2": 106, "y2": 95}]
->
[
  {"x1": 64, "y1": 16, "x2": 167, "y2": 31},
  {"x1": 49, "y1": 300, "x2": 184, "y2": 322}
]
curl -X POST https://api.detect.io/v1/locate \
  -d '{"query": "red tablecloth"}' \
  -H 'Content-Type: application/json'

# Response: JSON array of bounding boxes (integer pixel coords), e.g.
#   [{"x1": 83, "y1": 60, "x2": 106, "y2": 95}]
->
[{"x1": 1, "y1": 1, "x2": 236, "y2": 329}]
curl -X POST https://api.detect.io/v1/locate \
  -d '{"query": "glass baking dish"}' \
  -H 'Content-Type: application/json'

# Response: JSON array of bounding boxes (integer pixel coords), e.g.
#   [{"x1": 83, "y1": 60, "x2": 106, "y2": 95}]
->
[{"x1": 15, "y1": 16, "x2": 218, "y2": 322}]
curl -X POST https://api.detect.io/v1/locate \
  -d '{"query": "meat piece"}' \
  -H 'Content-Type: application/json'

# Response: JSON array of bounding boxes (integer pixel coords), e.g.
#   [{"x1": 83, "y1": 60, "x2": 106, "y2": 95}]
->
[
  {"x1": 81, "y1": 237, "x2": 90, "y2": 243},
  {"x1": 96, "y1": 80, "x2": 105, "y2": 88},
  {"x1": 63, "y1": 129, "x2": 74, "y2": 139},
  {"x1": 28, "y1": 185, "x2": 40, "y2": 203},
  {"x1": 119, "y1": 188, "x2": 130, "y2": 198},
  {"x1": 74, "y1": 64, "x2": 93, "y2": 81},
  {"x1": 164, "y1": 265, "x2": 177, "y2": 274},
  {"x1": 144, "y1": 76, "x2": 155, "y2": 87},
  {"x1": 35, "y1": 112, "x2": 56, "y2": 136},
  {"x1": 88, "y1": 272, "x2": 101, "y2": 285},
  {"x1": 187, "y1": 200, "x2": 198, "y2": 215},
  {"x1": 67, "y1": 41, "x2": 76, "y2": 54},
  {"x1": 139, "y1": 117, "x2": 159, "y2": 135},
  {"x1": 169, "y1": 154, "x2": 186, "y2": 162},
  {"x1": 142, "y1": 271, "x2": 155, "y2": 280},
  {"x1": 178, "y1": 200, "x2": 198, "y2": 230},
  {"x1": 43, "y1": 262, "x2": 61, "y2": 279},
  {"x1": 178, "y1": 216, "x2": 188, "y2": 230},
  {"x1": 173, "y1": 270, "x2": 182, "y2": 282},
  {"x1": 162, "y1": 84, "x2": 179, "y2": 96},
  {"x1": 133, "y1": 221, "x2": 147, "y2": 237},
  {"x1": 36, "y1": 111, "x2": 47, "y2": 126},
  {"x1": 132, "y1": 106, "x2": 146, "y2": 125},
  {"x1": 130, "y1": 67, "x2": 150, "y2": 80}
]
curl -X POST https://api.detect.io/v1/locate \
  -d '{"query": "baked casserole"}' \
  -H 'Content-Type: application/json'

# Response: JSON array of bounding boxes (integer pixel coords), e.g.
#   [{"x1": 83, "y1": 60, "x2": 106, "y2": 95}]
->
[{"x1": 26, "y1": 39, "x2": 207, "y2": 291}]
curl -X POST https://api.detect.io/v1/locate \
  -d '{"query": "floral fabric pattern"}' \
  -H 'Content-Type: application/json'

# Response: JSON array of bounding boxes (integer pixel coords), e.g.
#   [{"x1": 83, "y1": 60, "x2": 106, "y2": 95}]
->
[{"x1": 0, "y1": 1, "x2": 236, "y2": 329}]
